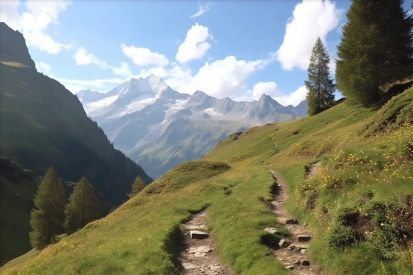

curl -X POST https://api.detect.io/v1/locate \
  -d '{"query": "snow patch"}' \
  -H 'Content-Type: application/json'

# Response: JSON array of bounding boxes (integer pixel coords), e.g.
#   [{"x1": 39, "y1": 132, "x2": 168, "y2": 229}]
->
[
  {"x1": 108, "y1": 96, "x2": 157, "y2": 119},
  {"x1": 204, "y1": 108, "x2": 222, "y2": 116},
  {"x1": 84, "y1": 95, "x2": 118, "y2": 115}
]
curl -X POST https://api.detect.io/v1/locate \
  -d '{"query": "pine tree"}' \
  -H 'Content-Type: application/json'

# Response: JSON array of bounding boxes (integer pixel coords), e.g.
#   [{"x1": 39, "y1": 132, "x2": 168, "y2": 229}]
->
[
  {"x1": 29, "y1": 167, "x2": 66, "y2": 249},
  {"x1": 336, "y1": 0, "x2": 413, "y2": 106},
  {"x1": 305, "y1": 37, "x2": 336, "y2": 115},
  {"x1": 128, "y1": 176, "x2": 145, "y2": 198},
  {"x1": 64, "y1": 177, "x2": 100, "y2": 235}
]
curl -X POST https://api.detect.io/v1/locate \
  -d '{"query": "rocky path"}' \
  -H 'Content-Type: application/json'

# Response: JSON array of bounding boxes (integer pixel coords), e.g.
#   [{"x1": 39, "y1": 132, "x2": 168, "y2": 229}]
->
[
  {"x1": 177, "y1": 210, "x2": 233, "y2": 275},
  {"x1": 268, "y1": 163, "x2": 325, "y2": 275}
]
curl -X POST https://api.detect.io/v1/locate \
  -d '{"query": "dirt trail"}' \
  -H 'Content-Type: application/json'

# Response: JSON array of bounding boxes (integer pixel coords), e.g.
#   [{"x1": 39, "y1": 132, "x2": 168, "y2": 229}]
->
[
  {"x1": 269, "y1": 162, "x2": 326, "y2": 275},
  {"x1": 177, "y1": 210, "x2": 233, "y2": 275}
]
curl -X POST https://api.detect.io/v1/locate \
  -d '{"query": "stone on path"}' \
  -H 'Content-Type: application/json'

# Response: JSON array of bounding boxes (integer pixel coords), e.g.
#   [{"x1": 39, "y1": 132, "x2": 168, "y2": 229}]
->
[
  {"x1": 184, "y1": 225, "x2": 207, "y2": 231},
  {"x1": 297, "y1": 234, "x2": 311, "y2": 242},
  {"x1": 286, "y1": 265, "x2": 294, "y2": 270},
  {"x1": 188, "y1": 245, "x2": 213, "y2": 257},
  {"x1": 264, "y1": 227, "x2": 277, "y2": 234},
  {"x1": 190, "y1": 230, "x2": 209, "y2": 239},
  {"x1": 285, "y1": 218, "x2": 299, "y2": 224},
  {"x1": 278, "y1": 238, "x2": 290, "y2": 248},
  {"x1": 300, "y1": 248, "x2": 307, "y2": 254},
  {"x1": 182, "y1": 262, "x2": 198, "y2": 270}
]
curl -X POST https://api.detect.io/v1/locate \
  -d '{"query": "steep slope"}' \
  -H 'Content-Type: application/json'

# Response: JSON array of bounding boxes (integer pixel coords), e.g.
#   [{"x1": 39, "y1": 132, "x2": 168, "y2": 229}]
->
[
  {"x1": 78, "y1": 79, "x2": 307, "y2": 178},
  {"x1": 0, "y1": 22, "x2": 152, "y2": 207},
  {"x1": 4, "y1": 84, "x2": 412, "y2": 275}
]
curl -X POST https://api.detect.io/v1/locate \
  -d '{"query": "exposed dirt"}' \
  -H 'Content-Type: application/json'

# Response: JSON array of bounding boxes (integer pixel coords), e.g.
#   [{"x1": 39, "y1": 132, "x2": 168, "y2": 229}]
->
[
  {"x1": 176, "y1": 210, "x2": 234, "y2": 275},
  {"x1": 269, "y1": 162, "x2": 326, "y2": 275}
]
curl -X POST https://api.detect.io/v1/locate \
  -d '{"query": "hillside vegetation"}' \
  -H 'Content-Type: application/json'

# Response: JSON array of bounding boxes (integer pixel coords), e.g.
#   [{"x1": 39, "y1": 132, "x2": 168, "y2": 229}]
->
[{"x1": 2, "y1": 85, "x2": 413, "y2": 274}]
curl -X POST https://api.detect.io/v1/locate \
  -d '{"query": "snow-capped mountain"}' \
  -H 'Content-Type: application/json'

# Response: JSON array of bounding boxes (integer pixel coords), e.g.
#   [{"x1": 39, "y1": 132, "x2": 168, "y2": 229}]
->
[{"x1": 77, "y1": 75, "x2": 307, "y2": 179}]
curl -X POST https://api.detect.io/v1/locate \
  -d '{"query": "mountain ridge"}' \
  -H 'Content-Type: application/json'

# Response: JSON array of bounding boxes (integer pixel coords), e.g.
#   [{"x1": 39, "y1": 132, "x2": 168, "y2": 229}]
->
[{"x1": 77, "y1": 76, "x2": 307, "y2": 178}]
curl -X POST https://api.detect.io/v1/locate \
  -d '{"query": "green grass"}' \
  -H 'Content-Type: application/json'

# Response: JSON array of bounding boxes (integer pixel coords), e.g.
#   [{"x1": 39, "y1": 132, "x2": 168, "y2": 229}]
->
[{"x1": 2, "y1": 87, "x2": 413, "y2": 274}]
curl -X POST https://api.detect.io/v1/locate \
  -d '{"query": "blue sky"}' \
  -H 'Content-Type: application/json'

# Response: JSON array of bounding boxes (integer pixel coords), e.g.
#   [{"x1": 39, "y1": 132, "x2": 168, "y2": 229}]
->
[{"x1": 1, "y1": 0, "x2": 411, "y2": 106}]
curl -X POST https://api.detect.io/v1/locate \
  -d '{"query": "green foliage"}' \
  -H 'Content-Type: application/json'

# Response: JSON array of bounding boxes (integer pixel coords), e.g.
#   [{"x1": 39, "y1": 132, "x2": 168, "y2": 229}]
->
[
  {"x1": 127, "y1": 176, "x2": 145, "y2": 198},
  {"x1": 29, "y1": 167, "x2": 66, "y2": 250},
  {"x1": 64, "y1": 177, "x2": 100, "y2": 235},
  {"x1": 328, "y1": 224, "x2": 360, "y2": 249},
  {"x1": 336, "y1": 0, "x2": 413, "y2": 106},
  {"x1": 305, "y1": 37, "x2": 335, "y2": 115}
]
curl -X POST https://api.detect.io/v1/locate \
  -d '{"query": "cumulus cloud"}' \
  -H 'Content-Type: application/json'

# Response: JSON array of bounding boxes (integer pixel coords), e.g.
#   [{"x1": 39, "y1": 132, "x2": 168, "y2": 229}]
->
[
  {"x1": 73, "y1": 47, "x2": 131, "y2": 76},
  {"x1": 0, "y1": 0, "x2": 73, "y2": 54},
  {"x1": 251, "y1": 82, "x2": 277, "y2": 100},
  {"x1": 73, "y1": 47, "x2": 103, "y2": 66},
  {"x1": 274, "y1": 85, "x2": 308, "y2": 107},
  {"x1": 36, "y1": 61, "x2": 51, "y2": 72},
  {"x1": 176, "y1": 23, "x2": 212, "y2": 63},
  {"x1": 121, "y1": 44, "x2": 169, "y2": 66},
  {"x1": 276, "y1": 0, "x2": 344, "y2": 70},
  {"x1": 0, "y1": 0, "x2": 21, "y2": 30},
  {"x1": 190, "y1": 2, "x2": 212, "y2": 18}
]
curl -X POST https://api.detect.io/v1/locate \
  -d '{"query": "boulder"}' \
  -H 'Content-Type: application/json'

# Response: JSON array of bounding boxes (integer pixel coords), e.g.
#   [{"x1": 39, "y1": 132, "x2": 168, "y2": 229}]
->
[
  {"x1": 264, "y1": 227, "x2": 277, "y2": 234},
  {"x1": 190, "y1": 230, "x2": 209, "y2": 239}
]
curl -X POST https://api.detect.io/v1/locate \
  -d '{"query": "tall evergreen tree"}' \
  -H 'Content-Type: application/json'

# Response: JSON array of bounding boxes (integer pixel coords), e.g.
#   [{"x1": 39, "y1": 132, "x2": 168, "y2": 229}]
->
[
  {"x1": 305, "y1": 37, "x2": 336, "y2": 115},
  {"x1": 128, "y1": 176, "x2": 145, "y2": 198},
  {"x1": 64, "y1": 177, "x2": 100, "y2": 234},
  {"x1": 29, "y1": 167, "x2": 66, "y2": 249},
  {"x1": 336, "y1": 0, "x2": 413, "y2": 106}
]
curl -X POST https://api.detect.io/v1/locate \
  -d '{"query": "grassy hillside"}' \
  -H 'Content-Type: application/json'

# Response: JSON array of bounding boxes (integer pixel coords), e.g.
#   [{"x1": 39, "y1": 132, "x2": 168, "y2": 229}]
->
[{"x1": 1, "y1": 86, "x2": 413, "y2": 274}]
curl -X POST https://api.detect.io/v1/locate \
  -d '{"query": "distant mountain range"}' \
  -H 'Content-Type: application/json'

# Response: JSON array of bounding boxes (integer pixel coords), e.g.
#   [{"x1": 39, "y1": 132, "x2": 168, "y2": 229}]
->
[{"x1": 77, "y1": 76, "x2": 308, "y2": 178}]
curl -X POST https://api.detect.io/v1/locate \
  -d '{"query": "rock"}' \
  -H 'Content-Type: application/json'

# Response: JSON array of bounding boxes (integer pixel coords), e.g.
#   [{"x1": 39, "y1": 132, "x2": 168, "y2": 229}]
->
[
  {"x1": 264, "y1": 227, "x2": 277, "y2": 234},
  {"x1": 297, "y1": 234, "x2": 311, "y2": 242},
  {"x1": 294, "y1": 260, "x2": 301, "y2": 265},
  {"x1": 285, "y1": 218, "x2": 299, "y2": 224},
  {"x1": 278, "y1": 238, "x2": 290, "y2": 248},
  {"x1": 182, "y1": 262, "x2": 198, "y2": 270},
  {"x1": 188, "y1": 245, "x2": 213, "y2": 254},
  {"x1": 190, "y1": 230, "x2": 209, "y2": 239},
  {"x1": 286, "y1": 265, "x2": 294, "y2": 270},
  {"x1": 301, "y1": 259, "x2": 310, "y2": 266},
  {"x1": 185, "y1": 225, "x2": 207, "y2": 231},
  {"x1": 287, "y1": 244, "x2": 296, "y2": 251},
  {"x1": 300, "y1": 248, "x2": 307, "y2": 254}
]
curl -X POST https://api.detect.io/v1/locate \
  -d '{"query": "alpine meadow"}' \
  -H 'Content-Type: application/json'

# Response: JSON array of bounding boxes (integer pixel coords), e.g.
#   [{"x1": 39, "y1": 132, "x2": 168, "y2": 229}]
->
[{"x1": 1, "y1": 0, "x2": 413, "y2": 275}]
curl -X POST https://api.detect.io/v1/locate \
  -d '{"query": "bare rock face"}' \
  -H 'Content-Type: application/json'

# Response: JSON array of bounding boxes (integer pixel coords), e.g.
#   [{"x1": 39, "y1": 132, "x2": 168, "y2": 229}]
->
[{"x1": 0, "y1": 22, "x2": 36, "y2": 69}]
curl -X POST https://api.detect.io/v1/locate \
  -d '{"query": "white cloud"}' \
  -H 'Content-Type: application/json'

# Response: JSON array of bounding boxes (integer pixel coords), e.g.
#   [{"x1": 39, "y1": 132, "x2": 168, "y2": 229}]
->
[
  {"x1": 73, "y1": 47, "x2": 131, "y2": 76},
  {"x1": 36, "y1": 61, "x2": 50, "y2": 72},
  {"x1": 112, "y1": 62, "x2": 131, "y2": 76},
  {"x1": 176, "y1": 23, "x2": 212, "y2": 63},
  {"x1": 55, "y1": 77, "x2": 125, "y2": 94},
  {"x1": 0, "y1": 0, "x2": 21, "y2": 30},
  {"x1": 251, "y1": 82, "x2": 277, "y2": 100},
  {"x1": 1, "y1": 0, "x2": 73, "y2": 54},
  {"x1": 273, "y1": 85, "x2": 308, "y2": 107},
  {"x1": 121, "y1": 44, "x2": 169, "y2": 66},
  {"x1": 276, "y1": 0, "x2": 344, "y2": 70},
  {"x1": 190, "y1": 2, "x2": 212, "y2": 18},
  {"x1": 73, "y1": 47, "x2": 103, "y2": 66}
]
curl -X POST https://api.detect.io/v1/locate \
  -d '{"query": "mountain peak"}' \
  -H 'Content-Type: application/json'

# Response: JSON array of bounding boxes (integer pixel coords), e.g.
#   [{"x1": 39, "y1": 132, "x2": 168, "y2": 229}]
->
[{"x1": 0, "y1": 22, "x2": 36, "y2": 69}]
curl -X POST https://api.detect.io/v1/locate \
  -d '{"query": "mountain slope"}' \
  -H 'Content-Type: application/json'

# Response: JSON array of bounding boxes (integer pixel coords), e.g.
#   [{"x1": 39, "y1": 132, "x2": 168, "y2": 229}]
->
[
  {"x1": 0, "y1": 22, "x2": 152, "y2": 207},
  {"x1": 78, "y1": 78, "x2": 307, "y2": 178},
  {"x1": 4, "y1": 82, "x2": 412, "y2": 274}
]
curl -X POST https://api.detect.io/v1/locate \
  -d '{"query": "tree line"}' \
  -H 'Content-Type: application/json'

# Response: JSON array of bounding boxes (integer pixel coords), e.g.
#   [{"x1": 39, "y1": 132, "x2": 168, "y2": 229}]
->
[
  {"x1": 305, "y1": 0, "x2": 413, "y2": 115},
  {"x1": 30, "y1": 167, "x2": 146, "y2": 250}
]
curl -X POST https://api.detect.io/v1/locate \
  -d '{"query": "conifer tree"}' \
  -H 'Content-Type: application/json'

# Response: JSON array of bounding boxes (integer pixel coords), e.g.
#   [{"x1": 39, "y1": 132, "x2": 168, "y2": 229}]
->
[
  {"x1": 64, "y1": 177, "x2": 100, "y2": 234},
  {"x1": 305, "y1": 37, "x2": 336, "y2": 115},
  {"x1": 336, "y1": 0, "x2": 413, "y2": 106},
  {"x1": 128, "y1": 176, "x2": 145, "y2": 198},
  {"x1": 29, "y1": 167, "x2": 66, "y2": 249}
]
